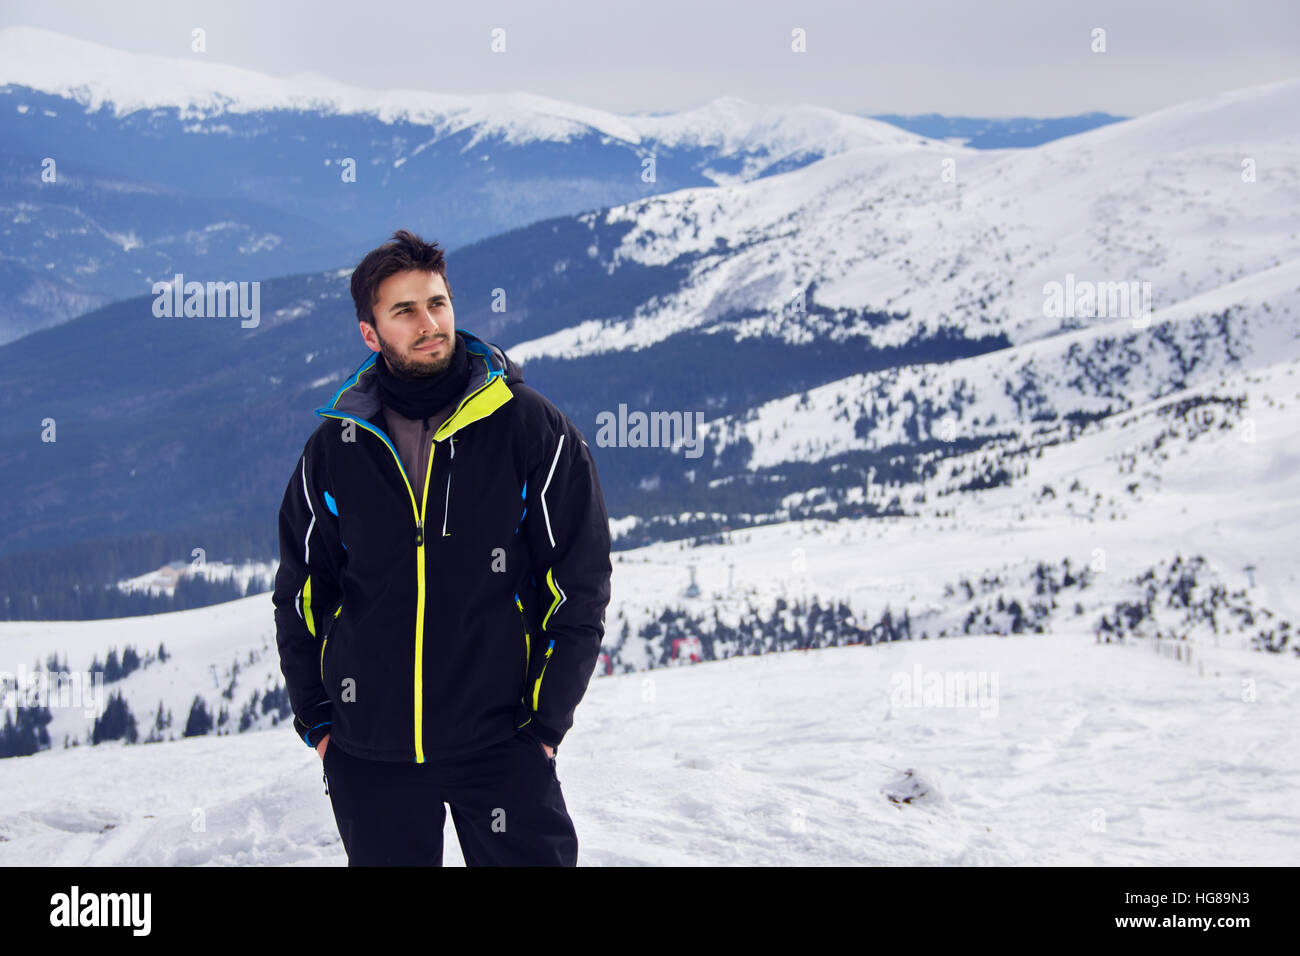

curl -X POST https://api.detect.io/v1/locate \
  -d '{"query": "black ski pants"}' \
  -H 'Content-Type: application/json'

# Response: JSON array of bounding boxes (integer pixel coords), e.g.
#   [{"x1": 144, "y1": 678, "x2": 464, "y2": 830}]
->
[{"x1": 321, "y1": 728, "x2": 578, "y2": 866}]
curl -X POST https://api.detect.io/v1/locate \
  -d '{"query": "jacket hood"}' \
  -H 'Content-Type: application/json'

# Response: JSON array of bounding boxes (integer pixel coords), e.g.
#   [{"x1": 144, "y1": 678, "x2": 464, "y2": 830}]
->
[{"x1": 315, "y1": 329, "x2": 524, "y2": 426}]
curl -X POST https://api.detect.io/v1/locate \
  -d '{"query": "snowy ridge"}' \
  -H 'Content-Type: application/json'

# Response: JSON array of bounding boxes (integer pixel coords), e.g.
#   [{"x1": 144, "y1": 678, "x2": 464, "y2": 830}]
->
[
  {"x1": 508, "y1": 76, "x2": 1300, "y2": 363},
  {"x1": 624, "y1": 95, "x2": 925, "y2": 182},
  {"x1": 0, "y1": 26, "x2": 635, "y2": 146},
  {"x1": 0, "y1": 26, "x2": 917, "y2": 161}
]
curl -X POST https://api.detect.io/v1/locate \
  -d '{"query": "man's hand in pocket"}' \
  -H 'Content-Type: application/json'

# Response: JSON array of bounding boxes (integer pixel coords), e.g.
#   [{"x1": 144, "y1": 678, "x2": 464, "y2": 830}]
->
[{"x1": 316, "y1": 732, "x2": 330, "y2": 760}]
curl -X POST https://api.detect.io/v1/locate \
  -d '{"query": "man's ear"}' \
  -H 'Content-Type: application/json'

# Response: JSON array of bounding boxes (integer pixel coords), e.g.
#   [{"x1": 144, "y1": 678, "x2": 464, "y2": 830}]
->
[{"x1": 359, "y1": 321, "x2": 378, "y2": 351}]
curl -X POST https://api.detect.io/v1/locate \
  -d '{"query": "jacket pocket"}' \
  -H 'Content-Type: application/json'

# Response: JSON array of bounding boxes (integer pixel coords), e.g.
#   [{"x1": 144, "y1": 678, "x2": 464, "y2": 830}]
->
[
  {"x1": 515, "y1": 593, "x2": 531, "y2": 688},
  {"x1": 531, "y1": 640, "x2": 554, "y2": 711},
  {"x1": 321, "y1": 603, "x2": 343, "y2": 686}
]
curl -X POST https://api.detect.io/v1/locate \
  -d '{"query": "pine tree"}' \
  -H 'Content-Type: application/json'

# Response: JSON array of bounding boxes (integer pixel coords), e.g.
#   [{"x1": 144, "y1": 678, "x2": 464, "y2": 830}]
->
[
  {"x1": 104, "y1": 647, "x2": 121, "y2": 683},
  {"x1": 184, "y1": 696, "x2": 212, "y2": 737},
  {"x1": 0, "y1": 705, "x2": 53, "y2": 757},
  {"x1": 0, "y1": 709, "x2": 17, "y2": 758},
  {"x1": 92, "y1": 689, "x2": 138, "y2": 744},
  {"x1": 1008, "y1": 600, "x2": 1026, "y2": 634}
]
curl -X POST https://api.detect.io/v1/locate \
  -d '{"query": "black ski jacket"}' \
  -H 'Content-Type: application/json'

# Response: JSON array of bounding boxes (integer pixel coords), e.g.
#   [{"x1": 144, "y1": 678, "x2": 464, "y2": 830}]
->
[{"x1": 272, "y1": 330, "x2": 612, "y2": 762}]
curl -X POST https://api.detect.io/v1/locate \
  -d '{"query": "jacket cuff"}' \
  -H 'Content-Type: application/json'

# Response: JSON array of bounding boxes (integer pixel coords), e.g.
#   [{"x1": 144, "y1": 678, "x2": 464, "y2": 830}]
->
[
  {"x1": 303, "y1": 721, "x2": 332, "y2": 748},
  {"x1": 523, "y1": 720, "x2": 563, "y2": 753}
]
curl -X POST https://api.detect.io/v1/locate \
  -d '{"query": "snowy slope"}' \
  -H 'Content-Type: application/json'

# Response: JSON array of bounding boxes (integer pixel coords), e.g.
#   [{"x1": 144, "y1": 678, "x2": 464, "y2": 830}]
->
[
  {"x1": 709, "y1": 258, "x2": 1300, "y2": 469},
  {"x1": 605, "y1": 344, "x2": 1300, "y2": 646},
  {"x1": 0, "y1": 625, "x2": 1294, "y2": 866},
  {"x1": 507, "y1": 76, "x2": 1300, "y2": 362}
]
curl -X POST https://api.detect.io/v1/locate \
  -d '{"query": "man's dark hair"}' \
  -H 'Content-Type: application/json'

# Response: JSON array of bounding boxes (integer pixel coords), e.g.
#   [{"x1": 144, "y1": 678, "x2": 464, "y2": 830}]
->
[{"x1": 350, "y1": 229, "x2": 454, "y2": 327}]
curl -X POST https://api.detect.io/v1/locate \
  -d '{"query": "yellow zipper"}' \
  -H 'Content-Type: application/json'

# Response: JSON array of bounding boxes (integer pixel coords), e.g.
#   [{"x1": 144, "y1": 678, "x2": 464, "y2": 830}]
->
[{"x1": 412, "y1": 434, "x2": 440, "y2": 762}]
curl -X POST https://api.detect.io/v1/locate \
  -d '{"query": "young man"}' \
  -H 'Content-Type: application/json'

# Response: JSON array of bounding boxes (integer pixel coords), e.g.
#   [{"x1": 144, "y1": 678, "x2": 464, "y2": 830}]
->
[{"x1": 272, "y1": 229, "x2": 613, "y2": 866}]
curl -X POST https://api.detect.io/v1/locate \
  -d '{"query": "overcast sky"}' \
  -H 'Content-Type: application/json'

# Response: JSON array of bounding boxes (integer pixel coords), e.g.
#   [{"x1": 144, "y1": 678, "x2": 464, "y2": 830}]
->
[{"x1": 2, "y1": 0, "x2": 1297, "y2": 117}]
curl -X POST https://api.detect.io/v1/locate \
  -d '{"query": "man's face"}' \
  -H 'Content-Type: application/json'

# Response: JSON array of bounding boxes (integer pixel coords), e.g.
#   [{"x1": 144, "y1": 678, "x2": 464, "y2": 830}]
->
[{"x1": 360, "y1": 269, "x2": 455, "y2": 378}]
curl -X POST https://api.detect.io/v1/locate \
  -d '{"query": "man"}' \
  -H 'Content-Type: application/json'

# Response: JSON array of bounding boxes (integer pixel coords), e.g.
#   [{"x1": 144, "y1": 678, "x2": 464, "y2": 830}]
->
[{"x1": 272, "y1": 229, "x2": 613, "y2": 866}]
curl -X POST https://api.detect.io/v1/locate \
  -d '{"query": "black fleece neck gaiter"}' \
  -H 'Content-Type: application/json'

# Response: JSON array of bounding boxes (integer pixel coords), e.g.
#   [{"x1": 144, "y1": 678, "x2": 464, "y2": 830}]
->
[{"x1": 373, "y1": 330, "x2": 472, "y2": 420}]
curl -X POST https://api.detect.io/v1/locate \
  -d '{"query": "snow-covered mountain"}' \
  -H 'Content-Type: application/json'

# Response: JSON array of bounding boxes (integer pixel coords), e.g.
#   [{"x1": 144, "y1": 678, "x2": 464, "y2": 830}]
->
[
  {"x1": 0, "y1": 27, "x2": 918, "y2": 160},
  {"x1": 508, "y1": 74, "x2": 1300, "y2": 364},
  {"x1": 0, "y1": 26, "x2": 919, "y2": 344},
  {"x1": 2, "y1": 71, "x2": 1298, "y2": 577},
  {"x1": 714, "y1": 259, "x2": 1300, "y2": 472}
]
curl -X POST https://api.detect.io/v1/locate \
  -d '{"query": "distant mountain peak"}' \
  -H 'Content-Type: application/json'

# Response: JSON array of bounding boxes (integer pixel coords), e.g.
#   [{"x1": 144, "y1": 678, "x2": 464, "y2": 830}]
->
[{"x1": 0, "y1": 25, "x2": 922, "y2": 154}]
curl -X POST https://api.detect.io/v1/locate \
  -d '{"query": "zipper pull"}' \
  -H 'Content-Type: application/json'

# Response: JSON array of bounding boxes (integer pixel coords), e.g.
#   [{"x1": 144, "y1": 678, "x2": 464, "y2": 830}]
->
[{"x1": 415, "y1": 520, "x2": 423, "y2": 547}]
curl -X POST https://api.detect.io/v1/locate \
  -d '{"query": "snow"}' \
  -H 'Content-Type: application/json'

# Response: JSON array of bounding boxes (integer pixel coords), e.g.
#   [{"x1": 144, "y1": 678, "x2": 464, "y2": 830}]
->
[
  {"x1": 713, "y1": 258, "x2": 1300, "y2": 470},
  {"x1": 0, "y1": 27, "x2": 634, "y2": 145},
  {"x1": 506, "y1": 76, "x2": 1300, "y2": 363},
  {"x1": 116, "y1": 559, "x2": 274, "y2": 598},
  {"x1": 0, "y1": 26, "x2": 916, "y2": 164},
  {"x1": 0, "y1": 626, "x2": 1293, "y2": 865}
]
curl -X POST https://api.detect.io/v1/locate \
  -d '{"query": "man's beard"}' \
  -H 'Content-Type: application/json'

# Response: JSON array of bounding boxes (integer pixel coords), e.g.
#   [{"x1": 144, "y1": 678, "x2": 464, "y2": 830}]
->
[{"x1": 376, "y1": 329, "x2": 452, "y2": 378}]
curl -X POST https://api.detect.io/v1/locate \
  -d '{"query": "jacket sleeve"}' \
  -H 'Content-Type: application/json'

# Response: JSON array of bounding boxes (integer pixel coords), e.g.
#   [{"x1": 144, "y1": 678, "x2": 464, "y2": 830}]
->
[
  {"x1": 519, "y1": 410, "x2": 613, "y2": 753},
  {"x1": 272, "y1": 438, "x2": 345, "y2": 749}
]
